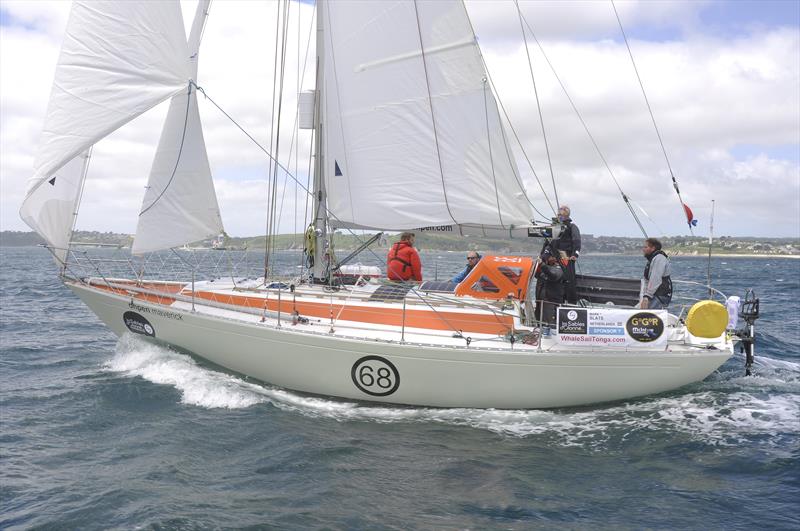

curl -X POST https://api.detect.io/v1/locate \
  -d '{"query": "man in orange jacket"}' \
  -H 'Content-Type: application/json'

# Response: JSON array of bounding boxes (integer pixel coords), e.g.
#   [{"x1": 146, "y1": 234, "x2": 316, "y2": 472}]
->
[{"x1": 387, "y1": 232, "x2": 422, "y2": 281}]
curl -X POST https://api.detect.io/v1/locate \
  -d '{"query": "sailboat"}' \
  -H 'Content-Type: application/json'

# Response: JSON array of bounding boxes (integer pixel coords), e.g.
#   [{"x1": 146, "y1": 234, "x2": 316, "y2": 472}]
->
[{"x1": 20, "y1": 0, "x2": 758, "y2": 409}]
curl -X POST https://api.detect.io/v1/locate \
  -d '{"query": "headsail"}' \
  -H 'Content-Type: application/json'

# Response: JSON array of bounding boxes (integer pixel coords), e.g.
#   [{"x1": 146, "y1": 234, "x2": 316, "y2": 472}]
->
[
  {"x1": 19, "y1": 151, "x2": 90, "y2": 264},
  {"x1": 322, "y1": 0, "x2": 533, "y2": 234},
  {"x1": 133, "y1": 0, "x2": 224, "y2": 255},
  {"x1": 21, "y1": 0, "x2": 191, "y2": 255}
]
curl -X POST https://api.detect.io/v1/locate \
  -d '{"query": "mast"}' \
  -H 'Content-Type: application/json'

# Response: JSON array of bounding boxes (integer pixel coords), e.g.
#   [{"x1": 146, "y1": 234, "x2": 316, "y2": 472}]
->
[
  {"x1": 188, "y1": 0, "x2": 211, "y2": 61},
  {"x1": 311, "y1": 0, "x2": 329, "y2": 281}
]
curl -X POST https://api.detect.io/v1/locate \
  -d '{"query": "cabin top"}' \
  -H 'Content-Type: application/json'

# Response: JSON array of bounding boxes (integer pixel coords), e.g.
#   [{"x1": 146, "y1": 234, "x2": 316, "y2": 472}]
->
[{"x1": 454, "y1": 255, "x2": 534, "y2": 301}]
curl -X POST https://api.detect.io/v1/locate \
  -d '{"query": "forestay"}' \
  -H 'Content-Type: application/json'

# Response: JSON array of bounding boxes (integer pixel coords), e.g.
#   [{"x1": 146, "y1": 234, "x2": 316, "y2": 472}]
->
[
  {"x1": 21, "y1": 1, "x2": 191, "y2": 256},
  {"x1": 133, "y1": 0, "x2": 224, "y2": 255},
  {"x1": 322, "y1": 0, "x2": 533, "y2": 233}
]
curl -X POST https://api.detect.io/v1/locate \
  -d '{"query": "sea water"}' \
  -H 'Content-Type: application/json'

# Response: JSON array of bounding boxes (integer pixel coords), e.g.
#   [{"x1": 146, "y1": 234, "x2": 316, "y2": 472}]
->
[{"x1": 1, "y1": 246, "x2": 798, "y2": 529}]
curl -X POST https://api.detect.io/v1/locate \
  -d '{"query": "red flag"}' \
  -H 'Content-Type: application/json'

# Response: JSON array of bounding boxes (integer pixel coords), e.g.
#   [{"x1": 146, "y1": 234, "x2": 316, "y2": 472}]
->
[{"x1": 683, "y1": 204, "x2": 698, "y2": 227}]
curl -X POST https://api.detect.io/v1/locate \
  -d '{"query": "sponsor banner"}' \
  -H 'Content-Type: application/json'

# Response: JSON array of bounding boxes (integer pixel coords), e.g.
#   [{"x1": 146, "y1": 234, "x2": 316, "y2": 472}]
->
[
  {"x1": 123, "y1": 311, "x2": 155, "y2": 337},
  {"x1": 417, "y1": 225, "x2": 453, "y2": 232},
  {"x1": 557, "y1": 308, "x2": 587, "y2": 335},
  {"x1": 557, "y1": 307, "x2": 668, "y2": 347}
]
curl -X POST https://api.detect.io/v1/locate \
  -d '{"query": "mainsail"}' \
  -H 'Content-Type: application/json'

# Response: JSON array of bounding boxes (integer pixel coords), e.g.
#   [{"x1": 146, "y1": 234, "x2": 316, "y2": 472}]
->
[
  {"x1": 133, "y1": 0, "x2": 224, "y2": 255},
  {"x1": 20, "y1": 0, "x2": 191, "y2": 258},
  {"x1": 321, "y1": 0, "x2": 534, "y2": 234}
]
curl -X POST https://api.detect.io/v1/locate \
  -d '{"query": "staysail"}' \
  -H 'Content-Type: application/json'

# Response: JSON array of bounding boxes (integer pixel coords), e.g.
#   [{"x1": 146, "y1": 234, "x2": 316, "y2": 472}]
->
[
  {"x1": 322, "y1": 0, "x2": 534, "y2": 234},
  {"x1": 132, "y1": 0, "x2": 224, "y2": 255},
  {"x1": 20, "y1": 1, "x2": 191, "y2": 258}
]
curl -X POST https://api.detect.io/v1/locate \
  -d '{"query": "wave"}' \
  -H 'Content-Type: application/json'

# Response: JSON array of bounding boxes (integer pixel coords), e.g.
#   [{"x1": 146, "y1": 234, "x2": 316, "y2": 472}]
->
[{"x1": 104, "y1": 335, "x2": 267, "y2": 409}]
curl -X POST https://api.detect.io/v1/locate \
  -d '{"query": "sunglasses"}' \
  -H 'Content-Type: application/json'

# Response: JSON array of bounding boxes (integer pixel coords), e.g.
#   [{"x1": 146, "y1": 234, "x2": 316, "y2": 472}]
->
[{"x1": 467, "y1": 256, "x2": 479, "y2": 260}]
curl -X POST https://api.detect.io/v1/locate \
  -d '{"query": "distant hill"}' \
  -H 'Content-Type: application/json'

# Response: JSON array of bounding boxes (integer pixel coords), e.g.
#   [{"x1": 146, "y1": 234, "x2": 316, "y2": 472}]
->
[
  {"x1": 0, "y1": 231, "x2": 132, "y2": 248},
  {"x1": 2, "y1": 230, "x2": 798, "y2": 256},
  {"x1": 0, "y1": 231, "x2": 46, "y2": 246}
]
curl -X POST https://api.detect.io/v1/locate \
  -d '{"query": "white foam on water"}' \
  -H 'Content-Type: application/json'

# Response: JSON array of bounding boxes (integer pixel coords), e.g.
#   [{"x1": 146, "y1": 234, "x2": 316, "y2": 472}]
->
[
  {"x1": 105, "y1": 335, "x2": 268, "y2": 409},
  {"x1": 104, "y1": 336, "x2": 799, "y2": 447}
]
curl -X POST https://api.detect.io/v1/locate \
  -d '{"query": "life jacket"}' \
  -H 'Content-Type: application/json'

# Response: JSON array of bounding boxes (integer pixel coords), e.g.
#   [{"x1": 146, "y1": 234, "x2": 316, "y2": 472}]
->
[
  {"x1": 644, "y1": 250, "x2": 673, "y2": 303},
  {"x1": 387, "y1": 241, "x2": 420, "y2": 281}
]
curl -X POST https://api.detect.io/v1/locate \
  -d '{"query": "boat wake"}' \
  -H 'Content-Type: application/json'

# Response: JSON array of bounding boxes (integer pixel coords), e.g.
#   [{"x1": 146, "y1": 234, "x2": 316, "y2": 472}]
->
[
  {"x1": 106, "y1": 335, "x2": 800, "y2": 447},
  {"x1": 104, "y1": 335, "x2": 268, "y2": 409}
]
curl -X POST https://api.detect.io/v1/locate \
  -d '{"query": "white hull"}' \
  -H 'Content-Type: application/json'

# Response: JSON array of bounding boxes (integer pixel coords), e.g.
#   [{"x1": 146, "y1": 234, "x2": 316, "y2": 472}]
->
[{"x1": 68, "y1": 281, "x2": 733, "y2": 409}]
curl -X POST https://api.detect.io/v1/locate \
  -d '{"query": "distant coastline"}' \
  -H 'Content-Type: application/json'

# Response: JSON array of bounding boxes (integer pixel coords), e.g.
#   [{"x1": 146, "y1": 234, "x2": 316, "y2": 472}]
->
[
  {"x1": 587, "y1": 251, "x2": 799, "y2": 259},
  {"x1": 2, "y1": 230, "x2": 798, "y2": 258}
]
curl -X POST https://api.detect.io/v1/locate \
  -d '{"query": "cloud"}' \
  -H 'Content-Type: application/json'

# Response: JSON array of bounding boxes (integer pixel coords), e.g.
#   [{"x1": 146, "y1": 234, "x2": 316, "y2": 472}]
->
[{"x1": 1, "y1": 0, "x2": 798, "y2": 238}]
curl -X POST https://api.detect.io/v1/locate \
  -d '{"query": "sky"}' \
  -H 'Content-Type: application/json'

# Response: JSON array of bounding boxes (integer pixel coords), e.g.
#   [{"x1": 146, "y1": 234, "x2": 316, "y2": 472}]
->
[{"x1": 1, "y1": 0, "x2": 798, "y2": 238}]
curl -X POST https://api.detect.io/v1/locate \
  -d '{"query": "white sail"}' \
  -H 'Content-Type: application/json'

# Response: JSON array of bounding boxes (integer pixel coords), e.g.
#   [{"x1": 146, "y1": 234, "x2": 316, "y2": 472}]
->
[
  {"x1": 28, "y1": 1, "x2": 191, "y2": 191},
  {"x1": 322, "y1": 0, "x2": 533, "y2": 233},
  {"x1": 133, "y1": 0, "x2": 223, "y2": 255},
  {"x1": 19, "y1": 151, "x2": 90, "y2": 264}
]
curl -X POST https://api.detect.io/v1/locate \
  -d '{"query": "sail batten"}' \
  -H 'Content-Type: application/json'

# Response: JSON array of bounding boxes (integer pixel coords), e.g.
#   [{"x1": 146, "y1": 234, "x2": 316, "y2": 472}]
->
[{"x1": 322, "y1": 0, "x2": 533, "y2": 232}]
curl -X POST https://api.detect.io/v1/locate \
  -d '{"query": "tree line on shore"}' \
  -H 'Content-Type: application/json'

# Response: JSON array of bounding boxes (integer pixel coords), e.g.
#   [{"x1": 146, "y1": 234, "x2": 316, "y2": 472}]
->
[{"x1": 1, "y1": 230, "x2": 797, "y2": 256}]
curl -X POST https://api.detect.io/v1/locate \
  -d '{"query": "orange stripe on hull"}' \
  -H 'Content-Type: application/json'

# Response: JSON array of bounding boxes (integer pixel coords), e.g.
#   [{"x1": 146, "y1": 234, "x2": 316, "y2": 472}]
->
[
  {"x1": 191, "y1": 291, "x2": 513, "y2": 335},
  {"x1": 89, "y1": 281, "x2": 180, "y2": 306}
]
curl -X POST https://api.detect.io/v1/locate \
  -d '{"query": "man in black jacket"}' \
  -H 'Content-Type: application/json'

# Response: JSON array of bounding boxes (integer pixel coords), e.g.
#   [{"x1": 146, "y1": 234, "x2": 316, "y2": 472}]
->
[
  {"x1": 534, "y1": 255, "x2": 565, "y2": 326},
  {"x1": 553, "y1": 205, "x2": 580, "y2": 304}
]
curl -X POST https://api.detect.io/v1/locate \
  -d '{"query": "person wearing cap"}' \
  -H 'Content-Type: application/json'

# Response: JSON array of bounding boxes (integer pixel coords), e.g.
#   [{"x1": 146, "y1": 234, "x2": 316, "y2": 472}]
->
[
  {"x1": 543, "y1": 205, "x2": 581, "y2": 304},
  {"x1": 451, "y1": 252, "x2": 482, "y2": 283}
]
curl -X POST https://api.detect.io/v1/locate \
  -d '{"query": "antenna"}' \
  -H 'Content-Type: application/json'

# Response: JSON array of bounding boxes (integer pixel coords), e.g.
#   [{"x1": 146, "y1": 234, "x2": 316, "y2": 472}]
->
[{"x1": 706, "y1": 200, "x2": 715, "y2": 299}]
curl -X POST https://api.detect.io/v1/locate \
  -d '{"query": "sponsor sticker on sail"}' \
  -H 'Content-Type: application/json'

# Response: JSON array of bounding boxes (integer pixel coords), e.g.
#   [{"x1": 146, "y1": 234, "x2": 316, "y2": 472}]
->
[{"x1": 557, "y1": 308, "x2": 668, "y2": 347}]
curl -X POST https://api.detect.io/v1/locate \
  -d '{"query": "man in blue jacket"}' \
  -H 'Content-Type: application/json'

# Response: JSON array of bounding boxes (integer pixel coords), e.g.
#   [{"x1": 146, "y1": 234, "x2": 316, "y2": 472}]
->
[{"x1": 451, "y1": 252, "x2": 481, "y2": 283}]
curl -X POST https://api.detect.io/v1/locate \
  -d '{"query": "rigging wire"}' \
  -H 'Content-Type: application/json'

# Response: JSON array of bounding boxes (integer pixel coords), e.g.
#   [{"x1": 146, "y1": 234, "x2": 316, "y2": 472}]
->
[
  {"x1": 482, "y1": 79, "x2": 505, "y2": 227},
  {"x1": 301, "y1": 3, "x2": 317, "y2": 277},
  {"x1": 514, "y1": 0, "x2": 560, "y2": 210},
  {"x1": 294, "y1": 0, "x2": 301, "y2": 250},
  {"x1": 275, "y1": 0, "x2": 318, "y2": 246},
  {"x1": 462, "y1": 3, "x2": 554, "y2": 219},
  {"x1": 138, "y1": 84, "x2": 192, "y2": 216},
  {"x1": 264, "y1": 0, "x2": 284, "y2": 278},
  {"x1": 193, "y1": 83, "x2": 386, "y2": 272},
  {"x1": 610, "y1": 0, "x2": 692, "y2": 234},
  {"x1": 64, "y1": 147, "x2": 94, "y2": 272},
  {"x1": 412, "y1": 0, "x2": 459, "y2": 227},
  {"x1": 516, "y1": 5, "x2": 648, "y2": 237},
  {"x1": 267, "y1": 0, "x2": 292, "y2": 276},
  {"x1": 481, "y1": 73, "x2": 554, "y2": 220},
  {"x1": 631, "y1": 199, "x2": 667, "y2": 237}
]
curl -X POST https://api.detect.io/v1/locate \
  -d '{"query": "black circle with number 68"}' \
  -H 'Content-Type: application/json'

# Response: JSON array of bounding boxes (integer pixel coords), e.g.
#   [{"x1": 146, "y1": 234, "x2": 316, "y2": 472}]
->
[{"x1": 351, "y1": 355, "x2": 400, "y2": 397}]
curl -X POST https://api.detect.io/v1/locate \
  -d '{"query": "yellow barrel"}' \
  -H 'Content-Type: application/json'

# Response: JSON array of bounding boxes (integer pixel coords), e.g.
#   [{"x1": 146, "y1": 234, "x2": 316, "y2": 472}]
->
[{"x1": 685, "y1": 300, "x2": 729, "y2": 338}]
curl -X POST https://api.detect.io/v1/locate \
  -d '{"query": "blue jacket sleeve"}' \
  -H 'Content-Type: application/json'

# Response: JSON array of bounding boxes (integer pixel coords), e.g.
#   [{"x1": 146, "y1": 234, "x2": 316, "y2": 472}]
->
[{"x1": 452, "y1": 266, "x2": 470, "y2": 283}]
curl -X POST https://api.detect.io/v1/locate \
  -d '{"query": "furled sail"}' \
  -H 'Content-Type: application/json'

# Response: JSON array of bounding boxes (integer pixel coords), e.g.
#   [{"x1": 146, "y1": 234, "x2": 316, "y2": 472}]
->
[
  {"x1": 133, "y1": 0, "x2": 224, "y2": 255},
  {"x1": 322, "y1": 0, "x2": 534, "y2": 234},
  {"x1": 21, "y1": 0, "x2": 191, "y2": 255},
  {"x1": 19, "y1": 151, "x2": 90, "y2": 264}
]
